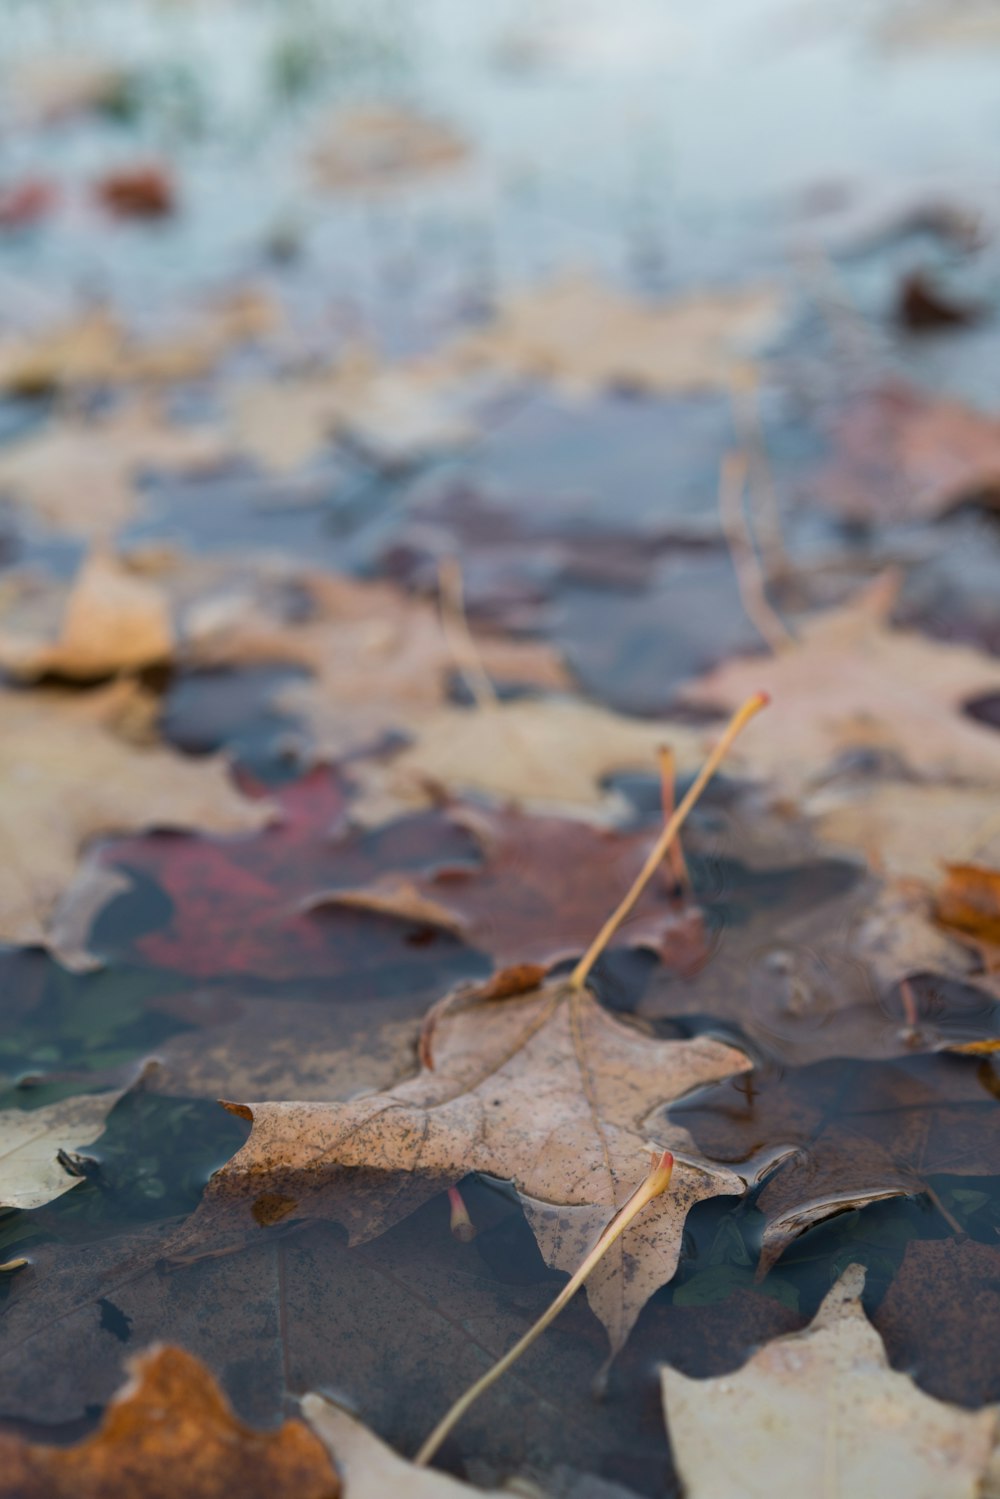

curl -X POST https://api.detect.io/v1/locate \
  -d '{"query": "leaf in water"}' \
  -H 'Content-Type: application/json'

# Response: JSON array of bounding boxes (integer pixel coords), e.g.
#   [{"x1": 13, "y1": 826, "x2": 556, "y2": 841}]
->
[
  {"x1": 661, "y1": 1263, "x2": 1000, "y2": 1499},
  {"x1": 172, "y1": 971, "x2": 750, "y2": 1357},
  {"x1": 874, "y1": 1236, "x2": 1000, "y2": 1407},
  {"x1": 936, "y1": 863, "x2": 1000, "y2": 953},
  {"x1": 0, "y1": 1089, "x2": 126, "y2": 1210},
  {"x1": 0, "y1": 1344, "x2": 339, "y2": 1499},
  {"x1": 319, "y1": 801, "x2": 709, "y2": 972},
  {"x1": 669, "y1": 1052, "x2": 1000, "y2": 1274}
]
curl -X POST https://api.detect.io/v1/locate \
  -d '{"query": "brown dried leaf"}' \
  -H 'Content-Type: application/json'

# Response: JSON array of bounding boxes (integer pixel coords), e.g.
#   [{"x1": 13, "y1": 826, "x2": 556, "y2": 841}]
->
[
  {"x1": 0, "y1": 1344, "x2": 339, "y2": 1499},
  {"x1": 0, "y1": 401, "x2": 228, "y2": 537},
  {"x1": 682, "y1": 573, "x2": 1000, "y2": 797},
  {"x1": 0, "y1": 551, "x2": 173, "y2": 680},
  {"x1": 311, "y1": 105, "x2": 468, "y2": 190},
  {"x1": 937, "y1": 863, "x2": 1000, "y2": 950},
  {"x1": 661, "y1": 1263, "x2": 1000, "y2": 1499},
  {"x1": 182, "y1": 972, "x2": 750, "y2": 1356},
  {"x1": 443, "y1": 272, "x2": 783, "y2": 397},
  {"x1": 0, "y1": 679, "x2": 269, "y2": 957}
]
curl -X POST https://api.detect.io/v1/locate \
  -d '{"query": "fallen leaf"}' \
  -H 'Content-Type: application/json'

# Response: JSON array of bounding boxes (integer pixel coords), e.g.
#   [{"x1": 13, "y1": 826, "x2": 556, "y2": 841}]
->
[
  {"x1": 311, "y1": 105, "x2": 468, "y2": 190},
  {"x1": 936, "y1": 864, "x2": 1000, "y2": 951},
  {"x1": 0, "y1": 679, "x2": 269, "y2": 957},
  {"x1": 94, "y1": 766, "x2": 483, "y2": 981},
  {"x1": 670, "y1": 1051, "x2": 1000, "y2": 1274},
  {"x1": 819, "y1": 380, "x2": 1000, "y2": 524},
  {"x1": 0, "y1": 401, "x2": 228, "y2": 537},
  {"x1": 810, "y1": 780, "x2": 1000, "y2": 885},
  {"x1": 0, "y1": 551, "x2": 173, "y2": 680},
  {"x1": 0, "y1": 178, "x2": 57, "y2": 230},
  {"x1": 874, "y1": 1236, "x2": 1000, "y2": 1410},
  {"x1": 94, "y1": 163, "x2": 175, "y2": 218},
  {"x1": 304, "y1": 1395, "x2": 501, "y2": 1497},
  {"x1": 345, "y1": 696, "x2": 707, "y2": 827},
  {"x1": 181, "y1": 971, "x2": 750, "y2": 1356},
  {"x1": 443, "y1": 272, "x2": 783, "y2": 397},
  {"x1": 0, "y1": 1088, "x2": 126, "y2": 1209},
  {"x1": 660, "y1": 1262, "x2": 1000, "y2": 1499},
  {"x1": 681, "y1": 573, "x2": 1000, "y2": 798},
  {"x1": 319, "y1": 800, "x2": 709, "y2": 972},
  {"x1": 0, "y1": 1344, "x2": 339, "y2": 1499},
  {"x1": 226, "y1": 352, "x2": 474, "y2": 474}
]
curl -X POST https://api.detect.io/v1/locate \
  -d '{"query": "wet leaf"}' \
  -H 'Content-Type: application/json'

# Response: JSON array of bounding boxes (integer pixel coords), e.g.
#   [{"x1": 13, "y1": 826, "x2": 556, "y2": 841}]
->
[
  {"x1": 661, "y1": 1263, "x2": 1000, "y2": 1499},
  {"x1": 936, "y1": 863, "x2": 1000, "y2": 951},
  {"x1": 0, "y1": 1343, "x2": 339, "y2": 1499},
  {"x1": 311, "y1": 105, "x2": 468, "y2": 190},
  {"x1": 319, "y1": 801, "x2": 709, "y2": 972},
  {"x1": 0, "y1": 679, "x2": 269, "y2": 958},
  {"x1": 670, "y1": 1051, "x2": 1000, "y2": 1274},
  {"x1": 94, "y1": 162, "x2": 176, "y2": 219},
  {"x1": 0, "y1": 1089, "x2": 126, "y2": 1209},
  {"x1": 176, "y1": 971, "x2": 750, "y2": 1356}
]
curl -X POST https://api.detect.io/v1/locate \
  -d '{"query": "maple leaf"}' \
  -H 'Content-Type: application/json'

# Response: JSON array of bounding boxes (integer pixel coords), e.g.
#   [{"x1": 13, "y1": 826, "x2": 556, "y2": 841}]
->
[
  {"x1": 94, "y1": 766, "x2": 484, "y2": 981},
  {"x1": 0, "y1": 1344, "x2": 339, "y2": 1499},
  {"x1": 346, "y1": 695, "x2": 707, "y2": 826},
  {"x1": 681, "y1": 573, "x2": 1000, "y2": 797},
  {"x1": 0, "y1": 1088, "x2": 126, "y2": 1210},
  {"x1": 810, "y1": 779, "x2": 1000, "y2": 885},
  {"x1": 818, "y1": 379, "x2": 1000, "y2": 524},
  {"x1": 184, "y1": 971, "x2": 750, "y2": 1356},
  {"x1": 0, "y1": 400, "x2": 229, "y2": 538},
  {"x1": 670, "y1": 1050, "x2": 1000, "y2": 1274},
  {"x1": 0, "y1": 679, "x2": 269, "y2": 959},
  {"x1": 319, "y1": 801, "x2": 709, "y2": 972},
  {"x1": 0, "y1": 551, "x2": 173, "y2": 680},
  {"x1": 310, "y1": 105, "x2": 469, "y2": 190},
  {"x1": 661, "y1": 1263, "x2": 1000, "y2": 1499},
  {"x1": 442, "y1": 272, "x2": 783, "y2": 397},
  {"x1": 197, "y1": 571, "x2": 570, "y2": 763}
]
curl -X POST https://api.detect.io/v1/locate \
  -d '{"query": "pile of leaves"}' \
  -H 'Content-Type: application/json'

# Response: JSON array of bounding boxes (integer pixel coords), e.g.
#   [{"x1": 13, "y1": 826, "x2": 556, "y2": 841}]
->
[{"x1": 2, "y1": 2, "x2": 1000, "y2": 1497}]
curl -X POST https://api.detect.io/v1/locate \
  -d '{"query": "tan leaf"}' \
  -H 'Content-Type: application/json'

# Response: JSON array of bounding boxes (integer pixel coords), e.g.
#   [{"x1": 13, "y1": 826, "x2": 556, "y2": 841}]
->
[
  {"x1": 442, "y1": 271, "x2": 783, "y2": 397},
  {"x1": 0, "y1": 552, "x2": 173, "y2": 680},
  {"x1": 311, "y1": 105, "x2": 468, "y2": 191},
  {"x1": 682, "y1": 573, "x2": 1000, "y2": 796},
  {"x1": 810, "y1": 780, "x2": 1000, "y2": 885},
  {"x1": 303, "y1": 1395, "x2": 513, "y2": 1498},
  {"x1": 0, "y1": 1089, "x2": 124, "y2": 1210},
  {"x1": 186, "y1": 972, "x2": 749, "y2": 1356},
  {"x1": 345, "y1": 696, "x2": 708, "y2": 826},
  {"x1": 661, "y1": 1263, "x2": 1000, "y2": 1499},
  {"x1": 0, "y1": 401, "x2": 228, "y2": 538},
  {"x1": 0, "y1": 1344, "x2": 339, "y2": 1499},
  {"x1": 0, "y1": 680, "x2": 269, "y2": 957}
]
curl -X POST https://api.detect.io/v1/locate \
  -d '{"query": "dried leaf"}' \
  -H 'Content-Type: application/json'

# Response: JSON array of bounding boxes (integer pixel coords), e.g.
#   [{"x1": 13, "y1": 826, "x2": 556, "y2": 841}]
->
[
  {"x1": 810, "y1": 781, "x2": 1000, "y2": 885},
  {"x1": 0, "y1": 402, "x2": 228, "y2": 537},
  {"x1": 444, "y1": 272, "x2": 783, "y2": 397},
  {"x1": 937, "y1": 863, "x2": 1000, "y2": 950},
  {"x1": 304, "y1": 1395, "x2": 506, "y2": 1497},
  {"x1": 94, "y1": 162, "x2": 175, "y2": 219},
  {"x1": 682, "y1": 573, "x2": 1000, "y2": 797},
  {"x1": 319, "y1": 801, "x2": 709, "y2": 971},
  {"x1": 661, "y1": 1263, "x2": 1000, "y2": 1499},
  {"x1": 346, "y1": 696, "x2": 707, "y2": 826},
  {"x1": 0, "y1": 551, "x2": 173, "y2": 680},
  {"x1": 311, "y1": 105, "x2": 468, "y2": 190},
  {"x1": 0, "y1": 679, "x2": 269, "y2": 958},
  {"x1": 0, "y1": 1088, "x2": 124, "y2": 1209},
  {"x1": 0, "y1": 1344, "x2": 339, "y2": 1499},
  {"x1": 180, "y1": 972, "x2": 750, "y2": 1356}
]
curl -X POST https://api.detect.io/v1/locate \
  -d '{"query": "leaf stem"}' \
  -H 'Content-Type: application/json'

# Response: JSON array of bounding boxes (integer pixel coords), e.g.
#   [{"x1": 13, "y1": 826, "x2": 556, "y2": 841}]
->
[
  {"x1": 414, "y1": 1150, "x2": 675, "y2": 1468},
  {"x1": 568, "y1": 692, "x2": 769, "y2": 991}
]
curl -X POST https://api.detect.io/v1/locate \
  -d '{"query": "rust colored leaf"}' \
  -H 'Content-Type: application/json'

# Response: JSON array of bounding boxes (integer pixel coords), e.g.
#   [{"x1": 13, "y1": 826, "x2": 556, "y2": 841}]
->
[
  {"x1": 317, "y1": 801, "x2": 710, "y2": 973},
  {"x1": 936, "y1": 862, "x2": 1000, "y2": 950},
  {"x1": 95, "y1": 163, "x2": 176, "y2": 218},
  {"x1": 0, "y1": 1344, "x2": 339, "y2": 1499}
]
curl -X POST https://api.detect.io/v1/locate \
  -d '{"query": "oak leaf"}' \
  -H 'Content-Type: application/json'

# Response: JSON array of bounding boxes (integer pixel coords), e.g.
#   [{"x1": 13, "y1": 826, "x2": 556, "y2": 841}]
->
[
  {"x1": 0, "y1": 679, "x2": 269, "y2": 958},
  {"x1": 318, "y1": 801, "x2": 709, "y2": 972},
  {"x1": 0, "y1": 1344, "x2": 339, "y2": 1499},
  {"x1": 186, "y1": 972, "x2": 750, "y2": 1356},
  {"x1": 682, "y1": 573, "x2": 1000, "y2": 797},
  {"x1": 304, "y1": 1395, "x2": 503, "y2": 1498},
  {"x1": 0, "y1": 1088, "x2": 125, "y2": 1210},
  {"x1": 661, "y1": 1263, "x2": 1000, "y2": 1499}
]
